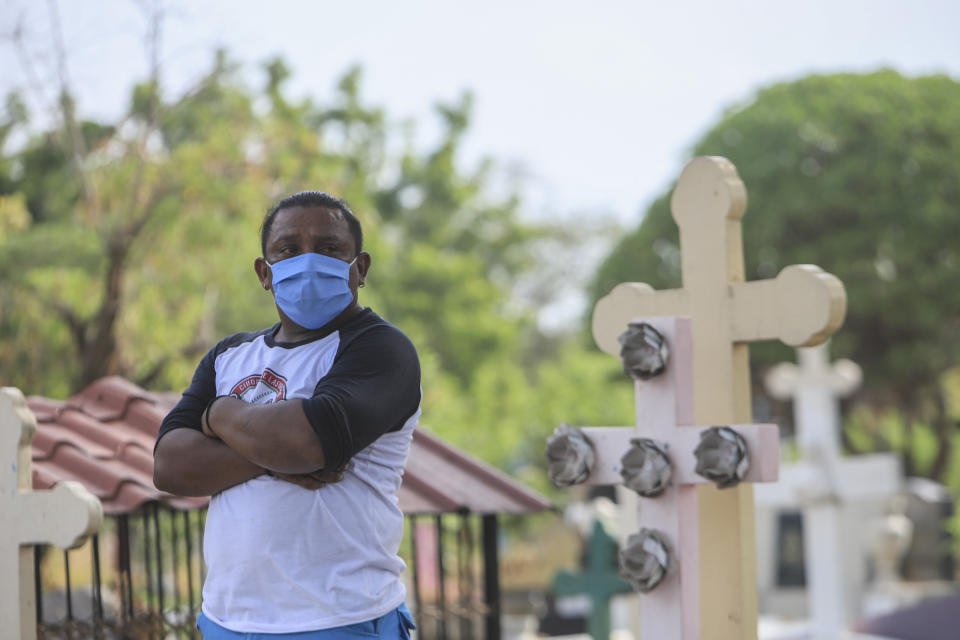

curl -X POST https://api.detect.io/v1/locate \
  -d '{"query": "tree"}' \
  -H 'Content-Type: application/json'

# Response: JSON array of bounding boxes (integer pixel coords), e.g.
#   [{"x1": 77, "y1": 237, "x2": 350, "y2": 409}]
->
[
  {"x1": 2, "y1": 5, "x2": 612, "y2": 480},
  {"x1": 0, "y1": 3, "x2": 653, "y2": 493},
  {"x1": 591, "y1": 70, "x2": 960, "y2": 480}
]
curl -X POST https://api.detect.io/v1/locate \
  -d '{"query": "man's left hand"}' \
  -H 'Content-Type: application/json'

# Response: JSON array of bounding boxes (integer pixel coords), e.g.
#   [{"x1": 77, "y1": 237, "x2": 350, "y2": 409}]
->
[{"x1": 271, "y1": 465, "x2": 348, "y2": 490}]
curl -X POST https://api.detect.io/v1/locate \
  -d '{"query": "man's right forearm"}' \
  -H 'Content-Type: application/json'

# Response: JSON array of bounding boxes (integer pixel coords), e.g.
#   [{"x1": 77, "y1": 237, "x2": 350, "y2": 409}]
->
[{"x1": 154, "y1": 427, "x2": 265, "y2": 496}]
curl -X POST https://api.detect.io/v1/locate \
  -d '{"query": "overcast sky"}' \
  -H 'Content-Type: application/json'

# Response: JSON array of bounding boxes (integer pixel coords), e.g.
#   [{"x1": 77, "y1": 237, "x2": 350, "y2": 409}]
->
[
  {"x1": 3, "y1": 1, "x2": 959, "y2": 327},
  {"x1": 3, "y1": 0, "x2": 959, "y2": 226}
]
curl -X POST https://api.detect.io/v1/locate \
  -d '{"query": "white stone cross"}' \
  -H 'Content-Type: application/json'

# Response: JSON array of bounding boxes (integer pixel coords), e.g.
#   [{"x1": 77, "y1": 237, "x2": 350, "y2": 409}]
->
[
  {"x1": 760, "y1": 343, "x2": 901, "y2": 637},
  {"x1": 0, "y1": 388, "x2": 102, "y2": 640},
  {"x1": 591, "y1": 156, "x2": 847, "y2": 640},
  {"x1": 766, "y1": 342, "x2": 861, "y2": 461},
  {"x1": 574, "y1": 315, "x2": 780, "y2": 640}
]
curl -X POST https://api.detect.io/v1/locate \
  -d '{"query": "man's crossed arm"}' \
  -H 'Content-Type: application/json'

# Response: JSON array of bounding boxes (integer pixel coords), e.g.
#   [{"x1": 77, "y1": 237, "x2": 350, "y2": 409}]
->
[
  {"x1": 153, "y1": 398, "x2": 337, "y2": 497},
  {"x1": 201, "y1": 397, "x2": 326, "y2": 472},
  {"x1": 153, "y1": 324, "x2": 419, "y2": 498}
]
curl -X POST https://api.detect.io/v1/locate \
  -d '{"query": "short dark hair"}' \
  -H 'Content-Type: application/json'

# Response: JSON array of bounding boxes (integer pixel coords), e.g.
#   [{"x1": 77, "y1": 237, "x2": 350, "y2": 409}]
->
[{"x1": 260, "y1": 191, "x2": 363, "y2": 256}]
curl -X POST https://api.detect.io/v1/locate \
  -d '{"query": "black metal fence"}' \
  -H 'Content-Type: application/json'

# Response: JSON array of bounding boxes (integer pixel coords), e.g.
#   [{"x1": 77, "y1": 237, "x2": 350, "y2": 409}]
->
[
  {"x1": 36, "y1": 503, "x2": 205, "y2": 639},
  {"x1": 35, "y1": 504, "x2": 501, "y2": 640},
  {"x1": 406, "y1": 512, "x2": 501, "y2": 640}
]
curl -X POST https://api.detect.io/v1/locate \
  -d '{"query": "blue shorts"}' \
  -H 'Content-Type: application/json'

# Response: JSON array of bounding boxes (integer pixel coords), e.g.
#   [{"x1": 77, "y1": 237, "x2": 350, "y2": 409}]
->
[{"x1": 196, "y1": 604, "x2": 416, "y2": 639}]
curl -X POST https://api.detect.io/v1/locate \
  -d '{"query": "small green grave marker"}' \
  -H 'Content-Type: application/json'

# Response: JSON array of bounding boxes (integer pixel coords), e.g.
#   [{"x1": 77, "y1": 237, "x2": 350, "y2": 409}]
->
[{"x1": 554, "y1": 519, "x2": 633, "y2": 639}]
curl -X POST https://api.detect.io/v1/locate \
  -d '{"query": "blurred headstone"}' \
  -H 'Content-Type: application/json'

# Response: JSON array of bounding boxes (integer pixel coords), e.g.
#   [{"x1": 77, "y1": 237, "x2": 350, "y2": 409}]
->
[
  {"x1": 757, "y1": 343, "x2": 902, "y2": 633},
  {"x1": 774, "y1": 511, "x2": 806, "y2": 588},
  {"x1": 860, "y1": 479, "x2": 957, "y2": 618},
  {"x1": 535, "y1": 591, "x2": 588, "y2": 637},
  {"x1": 900, "y1": 477, "x2": 955, "y2": 582}
]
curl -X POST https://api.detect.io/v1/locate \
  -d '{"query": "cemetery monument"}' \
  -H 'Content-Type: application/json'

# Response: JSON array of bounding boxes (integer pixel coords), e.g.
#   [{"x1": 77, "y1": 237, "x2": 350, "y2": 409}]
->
[
  {"x1": 0, "y1": 387, "x2": 103, "y2": 640},
  {"x1": 548, "y1": 156, "x2": 847, "y2": 640}
]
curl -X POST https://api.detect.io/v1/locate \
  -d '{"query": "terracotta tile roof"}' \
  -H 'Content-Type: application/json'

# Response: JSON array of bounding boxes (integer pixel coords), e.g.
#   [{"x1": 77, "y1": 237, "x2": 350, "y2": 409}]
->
[
  {"x1": 28, "y1": 377, "x2": 206, "y2": 514},
  {"x1": 402, "y1": 428, "x2": 553, "y2": 515},
  {"x1": 29, "y1": 376, "x2": 552, "y2": 517}
]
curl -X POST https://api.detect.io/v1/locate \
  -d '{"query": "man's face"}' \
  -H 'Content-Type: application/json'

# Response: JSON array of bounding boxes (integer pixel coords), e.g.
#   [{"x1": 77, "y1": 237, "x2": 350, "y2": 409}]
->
[{"x1": 256, "y1": 205, "x2": 369, "y2": 299}]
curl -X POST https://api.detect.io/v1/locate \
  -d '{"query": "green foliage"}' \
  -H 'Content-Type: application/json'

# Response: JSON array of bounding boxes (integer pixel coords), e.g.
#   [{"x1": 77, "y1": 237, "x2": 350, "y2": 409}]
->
[
  {"x1": 0, "y1": 47, "x2": 632, "y2": 480},
  {"x1": 423, "y1": 341, "x2": 634, "y2": 497},
  {"x1": 591, "y1": 70, "x2": 960, "y2": 479},
  {"x1": 0, "y1": 193, "x2": 30, "y2": 239}
]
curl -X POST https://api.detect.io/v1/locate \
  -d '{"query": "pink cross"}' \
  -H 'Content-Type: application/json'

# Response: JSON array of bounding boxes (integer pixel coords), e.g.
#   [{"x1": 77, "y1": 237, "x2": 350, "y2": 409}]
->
[{"x1": 572, "y1": 316, "x2": 780, "y2": 640}]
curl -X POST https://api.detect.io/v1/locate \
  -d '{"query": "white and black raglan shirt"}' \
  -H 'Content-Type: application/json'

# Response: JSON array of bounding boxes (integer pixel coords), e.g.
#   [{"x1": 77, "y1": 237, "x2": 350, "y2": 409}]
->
[{"x1": 156, "y1": 307, "x2": 421, "y2": 633}]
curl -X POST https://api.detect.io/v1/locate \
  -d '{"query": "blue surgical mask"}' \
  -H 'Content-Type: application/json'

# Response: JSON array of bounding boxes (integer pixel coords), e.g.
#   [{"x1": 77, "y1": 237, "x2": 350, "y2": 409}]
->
[{"x1": 266, "y1": 253, "x2": 358, "y2": 330}]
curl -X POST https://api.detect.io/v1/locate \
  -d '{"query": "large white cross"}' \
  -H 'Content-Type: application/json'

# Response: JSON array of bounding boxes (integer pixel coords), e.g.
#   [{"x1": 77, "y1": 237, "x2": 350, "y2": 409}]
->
[
  {"x1": 0, "y1": 388, "x2": 102, "y2": 640},
  {"x1": 591, "y1": 156, "x2": 847, "y2": 640},
  {"x1": 759, "y1": 343, "x2": 901, "y2": 637},
  {"x1": 574, "y1": 315, "x2": 780, "y2": 639}
]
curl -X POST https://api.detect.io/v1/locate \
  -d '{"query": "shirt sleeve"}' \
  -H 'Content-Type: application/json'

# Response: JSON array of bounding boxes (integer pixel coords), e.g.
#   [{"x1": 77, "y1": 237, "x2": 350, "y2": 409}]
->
[
  {"x1": 301, "y1": 325, "x2": 421, "y2": 470},
  {"x1": 154, "y1": 346, "x2": 217, "y2": 449}
]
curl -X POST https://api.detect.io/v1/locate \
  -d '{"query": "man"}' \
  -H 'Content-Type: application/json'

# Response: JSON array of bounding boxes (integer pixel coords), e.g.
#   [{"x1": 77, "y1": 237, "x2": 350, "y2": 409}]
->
[{"x1": 154, "y1": 191, "x2": 420, "y2": 639}]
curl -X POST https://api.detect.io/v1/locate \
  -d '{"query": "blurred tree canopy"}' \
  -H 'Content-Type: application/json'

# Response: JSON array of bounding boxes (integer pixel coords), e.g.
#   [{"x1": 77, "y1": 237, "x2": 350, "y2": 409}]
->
[
  {"x1": 0, "y1": 18, "x2": 634, "y2": 487},
  {"x1": 591, "y1": 70, "x2": 960, "y2": 480}
]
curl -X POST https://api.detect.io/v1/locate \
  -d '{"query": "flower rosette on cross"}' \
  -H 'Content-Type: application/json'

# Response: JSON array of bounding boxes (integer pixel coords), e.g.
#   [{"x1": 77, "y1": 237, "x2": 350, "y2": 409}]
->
[
  {"x1": 618, "y1": 321, "x2": 669, "y2": 381},
  {"x1": 618, "y1": 528, "x2": 675, "y2": 593},
  {"x1": 620, "y1": 437, "x2": 672, "y2": 497},
  {"x1": 693, "y1": 426, "x2": 750, "y2": 488},
  {"x1": 545, "y1": 423, "x2": 596, "y2": 487}
]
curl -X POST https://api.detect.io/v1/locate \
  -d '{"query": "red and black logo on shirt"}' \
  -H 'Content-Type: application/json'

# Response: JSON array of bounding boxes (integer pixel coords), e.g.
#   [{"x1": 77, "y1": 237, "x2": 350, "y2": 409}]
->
[{"x1": 230, "y1": 368, "x2": 287, "y2": 404}]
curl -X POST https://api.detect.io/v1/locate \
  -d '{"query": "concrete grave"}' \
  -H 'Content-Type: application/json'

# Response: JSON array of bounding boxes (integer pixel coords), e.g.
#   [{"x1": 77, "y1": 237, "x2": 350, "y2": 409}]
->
[
  {"x1": 756, "y1": 343, "x2": 902, "y2": 635},
  {"x1": 549, "y1": 315, "x2": 783, "y2": 639},
  {"x1": 582, "y1": 156, "x2": 846, "y2": 640},
  {"x1": 0, "y1": 387, "x2": 102, "y2": 640}
]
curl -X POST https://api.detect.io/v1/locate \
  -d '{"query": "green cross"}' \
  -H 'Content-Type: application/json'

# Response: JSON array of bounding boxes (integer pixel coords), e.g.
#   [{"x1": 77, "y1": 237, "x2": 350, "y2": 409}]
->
[{"x1": 554, "y1": 519, "x2": 633, "y2": 639}]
